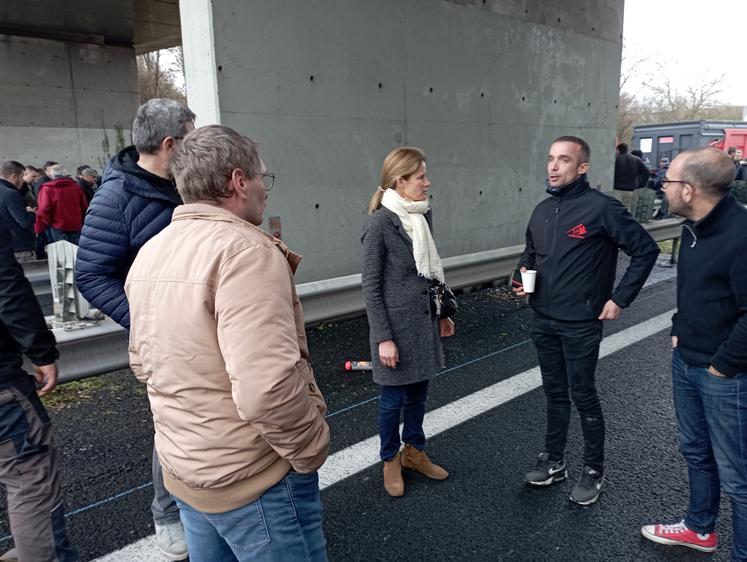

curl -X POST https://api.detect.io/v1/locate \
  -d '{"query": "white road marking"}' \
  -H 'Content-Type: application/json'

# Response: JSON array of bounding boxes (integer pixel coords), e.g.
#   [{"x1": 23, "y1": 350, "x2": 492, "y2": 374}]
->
[{"x1": 94, "y1": 310, "x2": 674, "y2": 561}]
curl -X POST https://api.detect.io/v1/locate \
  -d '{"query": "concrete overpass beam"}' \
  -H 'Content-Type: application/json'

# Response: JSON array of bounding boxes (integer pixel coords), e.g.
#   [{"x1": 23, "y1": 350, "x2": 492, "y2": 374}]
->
[{"x1": 0, "y1": 33, "x2": 138, "y2": 172}]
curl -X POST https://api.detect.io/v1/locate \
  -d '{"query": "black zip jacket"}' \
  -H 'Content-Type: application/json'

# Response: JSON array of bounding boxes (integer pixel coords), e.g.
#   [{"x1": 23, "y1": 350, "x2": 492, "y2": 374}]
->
[
  {"x1": 672, "y1": 194, "x2": 747, "y2": 377},
  {"x1": 519, "y1": 175, "x2": 659, "y2": 321},
  {"x1": 0, "y1": 178, "x2": 35, "y2": 252},
  {"x1": 0, "y1": 222, "x2": 58, "y2": 384}
]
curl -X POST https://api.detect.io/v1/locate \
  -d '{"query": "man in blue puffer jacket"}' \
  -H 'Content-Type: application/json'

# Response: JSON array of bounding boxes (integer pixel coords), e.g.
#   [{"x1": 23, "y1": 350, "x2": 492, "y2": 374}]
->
[{"x1": 76, "y1": 98, "x2": 195, "y2": 561}]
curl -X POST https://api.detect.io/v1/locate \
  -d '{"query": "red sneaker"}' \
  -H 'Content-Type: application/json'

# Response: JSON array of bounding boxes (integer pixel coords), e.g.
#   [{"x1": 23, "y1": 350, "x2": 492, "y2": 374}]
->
[{"x1": 641, "y1": 520, "x2": 717, "y2": 553}]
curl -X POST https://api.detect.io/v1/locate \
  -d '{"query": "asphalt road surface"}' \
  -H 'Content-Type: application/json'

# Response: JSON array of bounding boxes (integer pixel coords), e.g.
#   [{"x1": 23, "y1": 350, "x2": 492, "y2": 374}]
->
[{"x1": 2, "y1": 254, "x2": 735, "y2": 561}]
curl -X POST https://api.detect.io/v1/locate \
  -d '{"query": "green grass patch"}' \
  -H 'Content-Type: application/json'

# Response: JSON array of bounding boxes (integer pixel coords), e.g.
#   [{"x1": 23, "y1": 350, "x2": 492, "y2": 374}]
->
[
  {"x1": 41, "y1": 377, "x2": 108, "y2": 410},
  {"x1": 658, "y1": 239, "x2": 673, "y2": 253}
]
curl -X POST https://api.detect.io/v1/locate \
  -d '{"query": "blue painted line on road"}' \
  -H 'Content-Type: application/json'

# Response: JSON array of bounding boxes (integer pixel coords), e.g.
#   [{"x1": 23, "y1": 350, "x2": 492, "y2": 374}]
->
[
  {"x1": 325, "y1": 338, "x2": 531, "y2": 419},
  {"x1": 0, "y1": 338, "x2": 532, "y2": 547},
  {"x1": 66, "y1": 482, "x2": 153, "y2": 516},
  {"x1": 0, "y1": 287, "x2": 674, "y2": 545},
  {"x1": 0, "y1": 483, "x2": 154, "y2": 545}
]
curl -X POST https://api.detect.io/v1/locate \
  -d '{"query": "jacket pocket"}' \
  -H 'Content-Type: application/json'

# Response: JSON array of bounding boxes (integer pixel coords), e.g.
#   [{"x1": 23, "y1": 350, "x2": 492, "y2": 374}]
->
[{"x1": 296, "y1": 360, "x2": 327, "y2": 417}]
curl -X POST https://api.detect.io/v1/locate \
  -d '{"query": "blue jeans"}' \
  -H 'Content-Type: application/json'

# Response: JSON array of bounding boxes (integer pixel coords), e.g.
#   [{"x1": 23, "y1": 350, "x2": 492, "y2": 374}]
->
[
  {"x1": 672, "y1": 348, "x2": 747, "y2": 561},
  {"x1": 175, "y1": 471, "x2": 327, "y2": 562},
  {"x1": 530, "y1": 312, "x2": 605, "y2": 471},
  {"x1": 379, "y1": 380, "x2": 429, "y2": 461},
  {"x1": 151, "y1": 446, "x2": 180, "y2": 525},
  {"x1": 46, "y1": 227, "x2": 80, "y2": 245}
]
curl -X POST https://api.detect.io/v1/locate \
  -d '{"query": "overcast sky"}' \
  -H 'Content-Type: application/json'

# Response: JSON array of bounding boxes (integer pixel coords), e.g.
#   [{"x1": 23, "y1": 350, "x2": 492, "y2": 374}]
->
[{"x1": 622, "y1": 0, "x2": 747, "y2": 106}]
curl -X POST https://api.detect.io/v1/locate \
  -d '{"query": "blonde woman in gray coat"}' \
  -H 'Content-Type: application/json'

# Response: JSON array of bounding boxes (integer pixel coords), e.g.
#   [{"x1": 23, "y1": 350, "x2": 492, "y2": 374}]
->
[{"x1": 361, "y1": 147, "x2": 455, "y2": 497}]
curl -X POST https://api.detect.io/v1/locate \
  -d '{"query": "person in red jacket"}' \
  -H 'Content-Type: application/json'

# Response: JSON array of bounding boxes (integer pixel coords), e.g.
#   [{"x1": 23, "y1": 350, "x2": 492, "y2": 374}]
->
[{"x1": 35, "y1": 164, "x2": 88, "y2": 245}]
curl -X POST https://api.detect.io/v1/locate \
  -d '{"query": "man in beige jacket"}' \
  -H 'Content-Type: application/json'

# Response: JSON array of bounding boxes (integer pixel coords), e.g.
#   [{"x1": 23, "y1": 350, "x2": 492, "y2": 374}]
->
[{"x1": 125, "y1": 124, "x2": 330, "y2": 562}]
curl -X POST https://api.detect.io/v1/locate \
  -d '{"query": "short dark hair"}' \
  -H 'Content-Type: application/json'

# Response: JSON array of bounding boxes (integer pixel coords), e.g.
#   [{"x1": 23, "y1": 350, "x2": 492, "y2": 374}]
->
[
  {"x1": 42, "y1": 160, "x2": 58, "y2": 169},
  {"x1": 631, "y1": 149, "x2": 643, "y2": 158},
  {"x1": 0, "y1": 160, "x2": 25, "y2": 177},
  {"x1": 680, "y1": 147, "x2": 735, "y2": 195},
  {"x1": 552, "y1": 135, "x2": 590, "y2": 163},
  {"x1": 616, "y1": 143, "x2": 629, "y2": 153},
  {"x1": 727, "y1": 146, "x2": 737, "y2": 155},
  {"x1": 76, "y1": 164, "x2": 90, "y2": 176},
  {"x1": 25, "y1": 165, "x2": 40, "y2": 173}
]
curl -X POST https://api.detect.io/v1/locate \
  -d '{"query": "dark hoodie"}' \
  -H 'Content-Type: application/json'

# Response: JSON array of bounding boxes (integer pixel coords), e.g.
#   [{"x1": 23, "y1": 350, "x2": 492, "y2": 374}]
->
[{"x1": 75, "y1": 146, "x2": 182, "y2": 329}]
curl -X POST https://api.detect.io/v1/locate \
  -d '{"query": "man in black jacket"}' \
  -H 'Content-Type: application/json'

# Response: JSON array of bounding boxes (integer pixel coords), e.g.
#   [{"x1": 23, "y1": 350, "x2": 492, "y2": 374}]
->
[
  {"x1": 0, "y1": 160, "x2": 36, "y2": 261},
  {"x1": 514, "y1": 136, "x2": 659, "y2": 505},
  {"x1": 641, "y1": 147, "x2": 747, "y2": 559},
  {"x1": 614, "y1": 142, "x2": 651, "y2": 209},
  {"x1": 0, "y1": 221, "x2": 78, "y2": 561}
]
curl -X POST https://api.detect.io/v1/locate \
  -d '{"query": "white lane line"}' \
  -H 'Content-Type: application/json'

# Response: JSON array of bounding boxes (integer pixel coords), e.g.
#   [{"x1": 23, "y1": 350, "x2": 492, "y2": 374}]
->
[
  {"x1": 94, "y1": 309, "x2": 674, "y2": 561},
  {"x1": 319, "y1": 309, "x2": 673, "y2": 489}
]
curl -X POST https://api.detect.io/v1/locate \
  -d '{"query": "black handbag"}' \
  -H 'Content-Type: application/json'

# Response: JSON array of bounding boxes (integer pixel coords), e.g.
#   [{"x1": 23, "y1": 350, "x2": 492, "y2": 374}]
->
[{"x1": 429, "y1": 281, "x2": 458, "y2": 319}]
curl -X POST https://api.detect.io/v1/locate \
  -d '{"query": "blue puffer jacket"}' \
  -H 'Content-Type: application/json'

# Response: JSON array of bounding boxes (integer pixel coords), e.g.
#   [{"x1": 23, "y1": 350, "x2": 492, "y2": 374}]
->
[{"x1": 75, "y1": 146, "x2": 182, "y2": 329}]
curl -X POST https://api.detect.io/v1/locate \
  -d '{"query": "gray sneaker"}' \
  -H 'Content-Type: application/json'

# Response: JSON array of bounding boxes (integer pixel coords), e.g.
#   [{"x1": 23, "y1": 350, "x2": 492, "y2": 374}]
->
[
  {"x1": 154, "y1": 521, "x2": 188, "y2": 561},
  {"x1": 0, "y1": 548, "x2": 17, "y2": 561},
  {"x1": 570, "y1": 466, "x2": 604, "y2": 505},
  {"x1": 525, "y1": 452, "x2": 568, "y2": 486}
]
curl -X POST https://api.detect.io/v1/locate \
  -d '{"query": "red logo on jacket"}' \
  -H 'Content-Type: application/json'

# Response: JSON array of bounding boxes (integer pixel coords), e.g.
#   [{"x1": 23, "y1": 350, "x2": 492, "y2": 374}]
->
[{"x1": 567, "y1": 224, "x2": 588, "y2": 239}]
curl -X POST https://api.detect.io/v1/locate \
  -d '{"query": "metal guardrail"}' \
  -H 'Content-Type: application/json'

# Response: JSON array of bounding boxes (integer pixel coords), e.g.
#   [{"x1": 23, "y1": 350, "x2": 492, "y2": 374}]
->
[
  {"x1": 22, "y1": 218, "x2": 683, "y2": 383},
  {"x1": 23, "y1": 259, "x2": 52, "y2": 297}
]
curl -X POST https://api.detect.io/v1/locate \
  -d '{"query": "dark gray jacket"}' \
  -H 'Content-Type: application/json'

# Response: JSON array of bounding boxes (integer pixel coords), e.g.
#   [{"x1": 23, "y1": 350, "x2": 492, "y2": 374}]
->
[
  {"x1": 361, "y1": 207, "x2": 443, "y2": 386},
  {"x1": 0, "y1": 178, "x2": 35, "y2": 252}
]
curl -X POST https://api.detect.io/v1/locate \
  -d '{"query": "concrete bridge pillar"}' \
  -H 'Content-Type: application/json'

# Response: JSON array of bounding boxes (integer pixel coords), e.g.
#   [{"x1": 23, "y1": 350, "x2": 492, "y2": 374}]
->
[{"x1": 180, "y1": 0, "x2": 624, "y2": 283}]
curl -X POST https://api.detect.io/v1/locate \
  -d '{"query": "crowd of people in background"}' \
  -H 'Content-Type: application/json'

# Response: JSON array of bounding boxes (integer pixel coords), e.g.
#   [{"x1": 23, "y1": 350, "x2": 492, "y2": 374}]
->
[
  {"x1": 614, "y1": 141, "x2": 747, "y2": 219},
  {"x1": 0, "y1": 161, "x2": 100, "y2": 262}
]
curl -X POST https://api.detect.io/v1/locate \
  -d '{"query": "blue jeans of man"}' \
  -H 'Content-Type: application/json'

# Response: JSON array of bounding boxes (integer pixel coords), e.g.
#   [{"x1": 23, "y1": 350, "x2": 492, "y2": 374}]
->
[
  {"x1": 151, "y1": 446, "x2": 180, "y2": 525},
  {"x1": 45, "y1": 228, "x2": 79, "y2": 245},
  {"x1": 530, "y1": 312, "x2": 605, "y2": 471},
  {"x1": 175, "y1": 471, "x2": 327, "y2": 562},
  {"x1": 379, "y1": 380, "x2": 429, "y2": 461},
  {"x1": 672, "y1": 348, "x2": 747, "y2": 561}
]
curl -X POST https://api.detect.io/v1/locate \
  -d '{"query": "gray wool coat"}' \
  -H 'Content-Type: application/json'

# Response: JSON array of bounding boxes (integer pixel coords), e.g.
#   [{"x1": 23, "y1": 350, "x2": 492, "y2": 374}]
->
[{"x1": 361, "y1": 207, "x2": 444, "y2": 386}]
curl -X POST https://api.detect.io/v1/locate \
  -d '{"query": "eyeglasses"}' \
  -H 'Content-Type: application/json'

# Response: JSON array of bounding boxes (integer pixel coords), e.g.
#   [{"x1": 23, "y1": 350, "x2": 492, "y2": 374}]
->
[
  {"x1": 253, "y1": 171, "x2": 276, "y2": 192},
  {"x1": 661, "y1": 177, "x2": 689, "y2": 187}
]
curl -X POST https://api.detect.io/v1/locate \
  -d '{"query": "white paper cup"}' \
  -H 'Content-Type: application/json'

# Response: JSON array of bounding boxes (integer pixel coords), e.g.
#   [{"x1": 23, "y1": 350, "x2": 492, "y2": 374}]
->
[{"x1": 520, "y1": 270, "x2": 537, "y2": 293}]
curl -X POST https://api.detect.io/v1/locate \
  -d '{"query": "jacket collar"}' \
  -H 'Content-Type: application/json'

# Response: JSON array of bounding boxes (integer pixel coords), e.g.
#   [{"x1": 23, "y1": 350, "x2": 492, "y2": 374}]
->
[
  {"x1": 545, "y1": 174, "x2": 590, "y2": 200},
  {"x1": 0, "y1": 178, "x2": 16, "y2": 192},
  {"x1": 686, "y1": 192, "x2": 737, "y2": 236},
  {"x1": 172, "y1": 204, "x2": 302, "y2": 273},
  {"x1": 379, "y1": 207, "x2": 414, "y2": 249},
  {"x1": 104, "y1": 146, "x2": 182, "y2": 205},
  {"x1": 43, "y1": 178, "x2": 76, "y2": 188}
]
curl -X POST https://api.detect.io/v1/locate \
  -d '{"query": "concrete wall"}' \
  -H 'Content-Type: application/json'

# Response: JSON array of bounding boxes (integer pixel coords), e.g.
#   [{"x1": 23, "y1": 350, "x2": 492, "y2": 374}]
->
[
  {"x1": 182, "y1": 0, "x2": 624, "y2": 283},
  {"x1": 0, "y1": 33, "x2": 138, "y2": 172}
]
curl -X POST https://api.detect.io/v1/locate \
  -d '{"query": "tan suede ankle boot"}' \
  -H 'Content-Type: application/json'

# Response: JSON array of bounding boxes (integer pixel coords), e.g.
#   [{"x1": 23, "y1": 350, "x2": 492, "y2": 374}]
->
[
  {"x1": 401, "y1": 444, "x2": 449, "y2": 480},
  {"x1": 383, "y1": 452, "x2": 404, "y2": 496}
]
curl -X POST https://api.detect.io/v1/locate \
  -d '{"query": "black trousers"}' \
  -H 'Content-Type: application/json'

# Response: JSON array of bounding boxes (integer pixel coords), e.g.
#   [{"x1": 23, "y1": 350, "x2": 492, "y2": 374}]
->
[{"x1": 530, "y1": 311, "x2": 605, "y2": 471}]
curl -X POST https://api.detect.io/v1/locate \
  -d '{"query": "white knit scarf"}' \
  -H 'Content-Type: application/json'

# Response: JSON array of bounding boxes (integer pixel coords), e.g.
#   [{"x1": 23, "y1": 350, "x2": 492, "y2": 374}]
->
[{"x1": 381, "y1": 188, "x2": 445, "y2": 283}]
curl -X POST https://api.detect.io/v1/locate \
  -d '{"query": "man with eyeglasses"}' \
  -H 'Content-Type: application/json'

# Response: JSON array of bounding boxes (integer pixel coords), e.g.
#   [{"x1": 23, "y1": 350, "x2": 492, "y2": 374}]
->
[
  {"x1": 75, "y1": 98, "x2": 195, "y2": 561},
  {"x1": 125, "y1": 125, "x2": 330, "y2": 561},
  {"x1": 641, "y1": 147, "x2": 747, "y2": 560}
]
